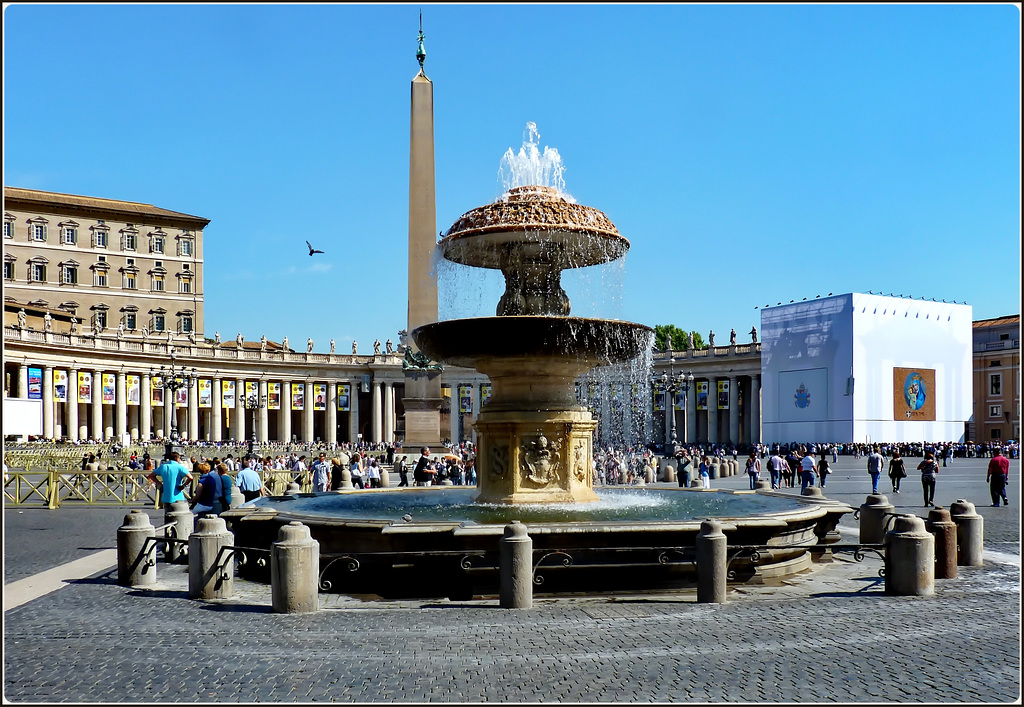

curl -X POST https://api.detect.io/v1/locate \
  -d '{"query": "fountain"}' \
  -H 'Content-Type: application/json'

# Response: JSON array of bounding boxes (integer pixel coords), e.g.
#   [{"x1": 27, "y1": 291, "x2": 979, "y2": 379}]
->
[{"x1": 223, "y1": 125, "x2": 851, "y2": 599}]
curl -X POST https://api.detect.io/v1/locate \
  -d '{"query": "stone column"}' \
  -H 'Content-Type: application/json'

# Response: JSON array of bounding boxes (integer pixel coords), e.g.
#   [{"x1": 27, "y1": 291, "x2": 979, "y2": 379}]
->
[
  {"x1": 384, "y1": 381, "x2": 394, "y2": 443},
  {"x1": 304, "y1": 380, "x2": 314, "y2": 443},
  {"x1": 750, "y1": 374, "x2": 761, "y2": 445},
  {"x1": 141, "y1": 375, "x2": 151, "y2": 440},
  {"x1": 707, "y1": 377, "x2": 718, "y2": 445},
  {"x1": 163, "y1": 378, "x2": 173, "y2": 440},
  {"x1": 68, "y1": 366, "x2": 80, "y2": 442},
  {"x1": 235, "y1": 378, "x2": 246, "y2": 442},
  {"x1": 450, "y1": 384, "x2": 459, "y2": 443},
  {"x1": 259, "y1": 379, "x2": 269, "y2": 442},
  {"x1": 17, "y1": 364, "x2": 28, "y2": 398},
  {"x1": 326, "y1": 381, "x2": 338, "y2": 445},
  {"x1": 116, "y1": 371, "x2": 127, "y2": 441},
  {"x1": 188, "y1": 377, "x2": 199, "y2": 441},
  {"x1": 371, "y1": 380, "x2": 382, "y2": 443},
  {"x1": 472, "y1": 383, "x2": 482, "y2": 445},
  {"x1": 282, "y1": 381, "x2": 293, "y2": 443},
  {"x1": 728, "y1": 375, "x2": 739, "y2": 446},
  {"x1": 92, "y1": 368, "x2": 104, "y2": 441},
  {"x1": 348, "y1": 380, "x2": 359, "y2": 444},
  {"x1": 212, "y1": 377, "x2": 222, "y2": 442},
  {"x1": 686, "y1": 380, "x2": 696, "y2": 444},
  {"x1": 43, "y1": 366, "x2": 54, "y2": 439}
]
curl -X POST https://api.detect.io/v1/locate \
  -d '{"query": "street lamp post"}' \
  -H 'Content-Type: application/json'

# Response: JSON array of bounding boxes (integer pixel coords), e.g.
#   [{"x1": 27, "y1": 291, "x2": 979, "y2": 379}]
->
[
  {"x1": 244, "y1": 390, "x2": 267, "y2": 456},
  {"x1": 149, "y1": 347, "x2": 197, "y2": 458},
  {"x1": 652, "y1": 357, "x2": 694, "y2": 450}
]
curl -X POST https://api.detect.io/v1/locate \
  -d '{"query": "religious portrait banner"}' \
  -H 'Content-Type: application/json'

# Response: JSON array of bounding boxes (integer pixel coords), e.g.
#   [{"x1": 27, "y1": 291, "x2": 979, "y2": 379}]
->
[
  {"x1": 717, "y1": 380, "x2": 730, "y2": 410},
  {"x1": 653, "y1": 391, "x2": 666, "y2": 412},
  {"x1": 313, "y1": 383, "x2": 327, "y2": 411},
  {"x1": 696, "y1": 381, "x2": 709, "y2": 411},
  {"x1": 78, "y1": 372, "x2": 92, "y2": 404},
  {"x1": 459, "y1": 385, "x2": 472, "y2": 414},
  {"x1": 337, "y1": 383, "x2": 351, "y2": 412},
  {"x1": 291, "y1": 383, "x2": 304, "y2": 411},
  {"x1": 893, "y1": 367, "x2": 936, "y2": 421},
  {"x1": 151, "y1": 377, "x2": 163, "y2": 405},
  {"x1": 198, "y1": 379, "x2": 212, "y2": 408},
  {"x1": 126, "y1": 375, "x2": 141, "y2": 405},
  {"x1": 673, "y1": 391, "x2": 685, "y2": 411},
  {"x1": 222, "y1": 380, "x2": 235, "y2": 409},
  {"x1": 53, "y1": 370, "x2": 68, "y2": 402},
  {"x1": 102, "y1": 374, "x2": 116, "y2": 404},
  {"x1": 268, "y1": 382, "x2": 281, "y2": 410},
  {"x1": 175, "y1": 387, "x2": 188, "y2": 408}
]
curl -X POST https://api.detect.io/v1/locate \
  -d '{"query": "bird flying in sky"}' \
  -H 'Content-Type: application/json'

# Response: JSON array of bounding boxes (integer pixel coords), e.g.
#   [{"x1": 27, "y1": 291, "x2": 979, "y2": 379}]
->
[{"x1": 306, "y1": 241, "x2": 325, "y2": 256}]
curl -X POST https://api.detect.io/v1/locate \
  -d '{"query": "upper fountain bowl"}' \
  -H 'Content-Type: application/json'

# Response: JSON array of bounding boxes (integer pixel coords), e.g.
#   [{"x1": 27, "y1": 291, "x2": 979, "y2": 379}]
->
[{"x1": 440, "y1": 186, "x2": 630, "y2": 270}]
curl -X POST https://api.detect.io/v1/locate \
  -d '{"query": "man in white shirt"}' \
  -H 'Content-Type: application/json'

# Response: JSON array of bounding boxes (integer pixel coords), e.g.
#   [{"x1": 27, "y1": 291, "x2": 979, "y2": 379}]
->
[{"x1": 799, "y1": 448, "x2": 817, "y2": 493}]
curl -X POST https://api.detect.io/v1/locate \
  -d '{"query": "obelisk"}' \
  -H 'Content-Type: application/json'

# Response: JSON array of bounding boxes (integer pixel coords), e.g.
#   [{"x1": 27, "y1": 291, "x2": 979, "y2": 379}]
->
[{"x1": 403, "y1": 16, "x2": 443, "y2": 451}]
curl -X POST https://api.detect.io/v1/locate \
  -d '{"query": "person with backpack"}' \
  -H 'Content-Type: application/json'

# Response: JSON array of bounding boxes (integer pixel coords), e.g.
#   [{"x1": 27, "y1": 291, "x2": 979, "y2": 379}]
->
[{"x1": 887, "y1": 451, "x2": 907, "y2": 494}]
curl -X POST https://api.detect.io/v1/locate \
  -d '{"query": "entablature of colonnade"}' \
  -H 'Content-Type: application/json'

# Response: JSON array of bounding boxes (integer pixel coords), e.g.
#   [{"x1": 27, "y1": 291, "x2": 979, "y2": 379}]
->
[
  {"x1": 2, "y1": 327, "x2": 404, "y2": 379},
  {"x1": 652, "y1": 344, "x2": 762, "y2": 378}
]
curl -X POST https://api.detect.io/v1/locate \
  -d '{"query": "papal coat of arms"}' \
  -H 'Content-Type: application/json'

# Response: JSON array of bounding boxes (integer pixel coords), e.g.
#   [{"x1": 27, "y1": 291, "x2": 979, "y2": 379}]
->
[{"x1": 794, "y1": 384, "x2": 811, "y2": 409}]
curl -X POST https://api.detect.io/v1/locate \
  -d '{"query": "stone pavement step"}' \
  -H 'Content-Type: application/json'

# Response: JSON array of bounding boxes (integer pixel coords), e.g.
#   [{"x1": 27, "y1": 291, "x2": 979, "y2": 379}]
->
[{"x1": 3, "y1": 548, "x2": 117, "y2": 612}]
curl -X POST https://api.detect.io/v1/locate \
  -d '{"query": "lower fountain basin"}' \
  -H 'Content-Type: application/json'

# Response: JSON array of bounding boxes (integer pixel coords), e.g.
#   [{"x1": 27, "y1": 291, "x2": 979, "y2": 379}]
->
[{"x1": 223, "y1": 488, "x2": 852, "y2": 599}]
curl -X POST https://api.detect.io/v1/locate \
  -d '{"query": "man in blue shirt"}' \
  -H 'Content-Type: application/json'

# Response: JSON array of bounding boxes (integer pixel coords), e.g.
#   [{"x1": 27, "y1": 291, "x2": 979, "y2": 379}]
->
[{"x1": 147, "y1": 451, "x2": 193, "y2": 507}]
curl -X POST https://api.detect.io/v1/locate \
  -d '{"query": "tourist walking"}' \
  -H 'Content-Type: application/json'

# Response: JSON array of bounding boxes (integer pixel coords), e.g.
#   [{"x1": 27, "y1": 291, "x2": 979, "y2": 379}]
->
[
  {"x1": 887, "y1": 451, "x2": 907, "y2": 494},
  {"x1": 987, "y1": 448, "x2": 1010, "y2": 507},
  {"x1": 310, "y1": 453, "x2": 331, "y2": 492},
  {"x1": 816, "y1": 452, "x2": 831, "y2": 489},
  {"x1": 867, "y1": 446, "x2": 885, "y2": 494},
  {"x1": 677, "y1": 451, "x2": 692, "y2": 488},
  {"x1": 366, "y1": 457, "x2": 382, "y2": 488},
  {"x1": 349, "y1": 453, "x2": 365, "y2": 489},
  {"x1": 917, "y1": 451, "x2": 939, "y2": 507},
  {"x1": 395, "y1": 455, "x2": 409, "y2": 487},
  {"x1": 768, "y1": 451, "x2": 785, "y2": 490},
  {"x1": 745, "y1": 452, "x2": 761, "y2": 490},
  {"x1": 799, "y1": 449, "x2": 817, "y2": 493},
  {"x1": 413, "y1": 447, "x2": 436, "y2": 486},
  {"x1": 699, "y1": 456, "x2": 711, "y2": 489}
]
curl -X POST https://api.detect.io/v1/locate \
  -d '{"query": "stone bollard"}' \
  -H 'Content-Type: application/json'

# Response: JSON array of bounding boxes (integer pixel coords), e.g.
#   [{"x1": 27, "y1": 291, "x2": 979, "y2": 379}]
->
[
  {"x1": 755, "y1": 479, "x2": 772, "y2": 491},
  {"x1": 662, "y1": 463, "x2": 675, "y2": 484},
  {"x1": 644, "y1": 466, "x2": 655, "y2": 484},
  {"x1": 271, "y1": 521, "x2": 320, "y2": 613},
  {"x1": 499, "y1": 521, "x2": 533, "y2": 609},
  {"x1": 949, "y1": 499, "x2": 984, "y2": 567},
  {"x1": 728, "y1": 460, "x2": 738, "y2": 477},
  {"x1": 709, "y1": 461, "x2": 719, "y2": 480},
  {"x1": 164, "y1": 500, "x2": 194, "y2": 564},
  {"x1": 802, "y1": 486, "x2": 824, "y2": 499},
  {"x1": 696, "y1": 519, "x2": 727, "y2": 603},
  {"x1": 339, "y1": 466, "x2": 353, "y2": 490},
  {"x1": 380, "y1": 468, "x2": 391, "y2": 488},
  {"x1": 884, "y1": 514, "x2": 935, "y2": 596},
  {"x1": 117, "y1": 510, "x2": 156, "y2": 587},
  {"x1": 188, "y1": 516, "x2": 234, "y2": 600},
  {"x1": 229, "y1": 490, "x2": 243, "y2": 509},
  {"x1": 859, "y1": 494, "x2": 895, "y2": 544},
  {"x1": 286, "y1": 481, "x2": 301, "y2": 495},
  {"x1": 925, "y1": 507, "x2": 958, "y2": 579}
]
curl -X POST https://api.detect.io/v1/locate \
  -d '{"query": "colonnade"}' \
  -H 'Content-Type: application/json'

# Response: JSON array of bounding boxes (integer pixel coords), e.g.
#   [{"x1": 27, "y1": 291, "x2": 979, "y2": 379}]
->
[{"x1": 4, "y1": 360, "x2": 402, "y2": 445}]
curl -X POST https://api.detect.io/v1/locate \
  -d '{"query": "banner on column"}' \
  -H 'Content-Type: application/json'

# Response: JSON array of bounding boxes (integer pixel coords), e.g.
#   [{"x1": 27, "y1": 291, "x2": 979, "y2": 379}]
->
[
  {"x1": 313, "y1": 384, "x2": 326, "y2": 411},
  {"x1": 268, "y1": 382, "x2": 281, "y2": 410},
  {"x1": 102, "y1": 374, "x2": 116, "y2": 404},
  {"x1": 291, "y1": 383, "x2": 304, "y2": 410},
  {"x1": 245, "y1": 381, "x2": 258, "y2": 404},
  {"x1": 631, "y1": 383, "x2": 641, "y2": 414},
  {"x1": 337, "y1": 383, "x2": 351, "y2": 411},
  {"x1": 609, "y1": 383, "x2": 622, "y2": 410},
  {"x1": 653, "y1": 391, "x2": 665, "y2": 412},
  {"x1": 458, "y1": 385, "x2": 472, "y2": 414},
  {"x1": 78, "y1": 372, "x2": 92, "y2": 403},
  {"x1": 696, "y1": 381, "x2": 708, "y2": 410},
  {"x1": 175, "y1": 387, "x2": 188, "y2": 407},
  {"x1": 481, "y1": 383, "x2": 492, "y2": 406},
  {"x1": 717, "y1": 380, "x2": 729, "y2": 410},
  {"x1": 198, "y1": 379, "x2": 212, "y2": 408},
  {"x1": 151, "y1": 377, "x2": 163, "y2": 405},
  {"x1": 222, "y1": 381, "x2": 235, "y2": 408},
  {"x1": 53, "y1": 370, "x2": 68, "y2": 402},
  {"x1": 673, "y1": 391, "x2": 685, "y2": 411},
  {"x1": 27, "y1": 367, "x2": 42, "y2": 400},
  {"x1": 126, "y1": 375, "x2": 140, "y2": 405}
]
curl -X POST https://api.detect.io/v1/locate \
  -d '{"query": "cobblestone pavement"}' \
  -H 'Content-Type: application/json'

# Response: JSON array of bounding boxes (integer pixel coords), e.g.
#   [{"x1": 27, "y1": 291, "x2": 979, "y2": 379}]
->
[{"x1": 4, "y1": 456, "x2": 1020, "y2": 703}]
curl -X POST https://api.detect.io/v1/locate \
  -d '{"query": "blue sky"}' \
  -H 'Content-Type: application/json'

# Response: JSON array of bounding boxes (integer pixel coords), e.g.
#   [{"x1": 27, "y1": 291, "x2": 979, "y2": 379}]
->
[{"x1": 4, "y1": 4, "x2": 1020, "y2": 352}]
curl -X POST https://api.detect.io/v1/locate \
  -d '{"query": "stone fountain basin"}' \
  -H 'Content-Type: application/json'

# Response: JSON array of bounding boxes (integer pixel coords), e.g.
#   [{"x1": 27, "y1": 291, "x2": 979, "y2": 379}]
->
[
  {"x1": 222, "y1": 488, "x2": 852, "y2": 599},
  {"x1": 412, "y1": 316, "x2": 653, "y2": 371}
]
